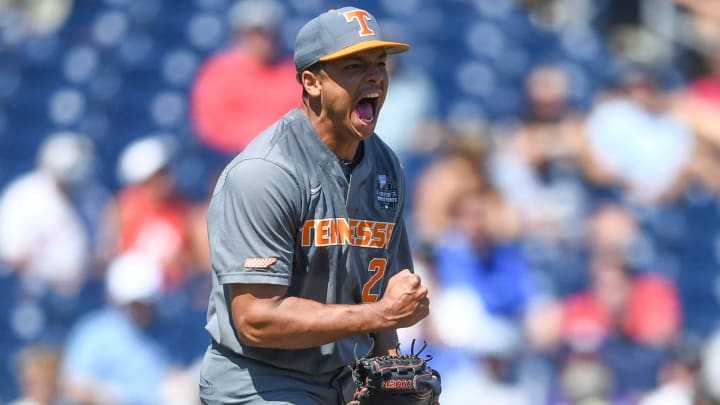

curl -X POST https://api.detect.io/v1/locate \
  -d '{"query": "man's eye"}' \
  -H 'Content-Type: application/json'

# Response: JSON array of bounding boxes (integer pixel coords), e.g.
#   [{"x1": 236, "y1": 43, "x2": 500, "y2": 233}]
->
[{"x1": 346, "y1": 64, "x2": 362, "y2": 70}]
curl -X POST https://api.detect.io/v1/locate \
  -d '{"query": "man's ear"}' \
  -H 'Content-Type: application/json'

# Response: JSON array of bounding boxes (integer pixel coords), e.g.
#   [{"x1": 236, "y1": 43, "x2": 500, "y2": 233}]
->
[{"x1": 301, "y1": 70, "x2": 321, "y2": 97}]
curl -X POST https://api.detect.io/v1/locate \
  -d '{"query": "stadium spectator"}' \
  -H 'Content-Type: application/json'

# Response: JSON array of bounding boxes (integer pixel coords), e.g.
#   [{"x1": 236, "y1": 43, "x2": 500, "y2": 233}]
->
[
  {"x1": 152, "y1": 194, "x2": 213, "y2": 367},
  {"x1": 561, "y1": 204, "x2": 682, "y2": 351},
  {"x1": 428, "y1": 187, "x2": 537, "y2": 404},
  {"x1": 638, "y1": 337, "x2": 700, "y2": 405},
  {"x1": 0, "y1": 132, "x2": 96, "y2": 294},
  {"x1": 8, "y1": 345, "x2": 65, "y2": 405},
  {"x1": 553, "y1": 352, "x2": 615, "y2": 405},
  {"x1": 434, "y1": 187, "x2": 531, "y2": 322},
  {"x1": 489, "y1": 64, "x2": 591, "y2": 238},
  {"x1": 534, "y1": 201, "x2": 682, "y2": 401},
  {"x1": 673, "y1": 48, "x2": 720, "y2": 195},
  {"x1": 559, "y1": 255, "x2": 678, "y2": 399},
  {"x1": 106, "y1": 134, "x2": 192, "y2": 290},
  {"x1": 60, "y1": 253, "x2": 172, "y2": 405},
  {"x1": 674, "y1": 0, "x2": 720, "y2": 50},
  {"x1": 0, "y1": 0, "x2": 73, "y2": 41},
  {"x1": 686, "y1": 51, "x2": 720, "y2": 110},
  {"x1": 411, "y1": 134, "x2": 488, "y2": 251},
  {"x1": 583, "y1": 67, "x2": 696, "y2": 205},
  {"x1": 190, "y1": 0, "x2": 300, "y2": 155}
]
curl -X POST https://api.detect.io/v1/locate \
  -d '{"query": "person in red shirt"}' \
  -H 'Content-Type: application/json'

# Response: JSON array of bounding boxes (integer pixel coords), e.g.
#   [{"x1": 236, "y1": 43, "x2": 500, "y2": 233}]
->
[
  {"x1": 108, "y1": 135, "x2": 192, "y2": 290},
  {"x1": 560, "y1": 203, "x2": 682, "y2": 350},
  {"x1": 561, "y1": 255, "x2": 681, "y2": 349},
  {"x1": 190, "y1": 0, "x2": 300, "y2": 155}
]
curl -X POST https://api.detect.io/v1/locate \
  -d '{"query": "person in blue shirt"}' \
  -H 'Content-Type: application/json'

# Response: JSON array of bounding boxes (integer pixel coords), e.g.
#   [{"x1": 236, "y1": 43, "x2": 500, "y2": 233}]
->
[
  {"x1": 60, "y1": 253, "x2": 171, "y2": 405},
  {"x1": 434, "y1": 187, "x2": 535, "y2": 320},
  {"x1": 430, "y1": 186, "x2": 541, "y2": 404}
]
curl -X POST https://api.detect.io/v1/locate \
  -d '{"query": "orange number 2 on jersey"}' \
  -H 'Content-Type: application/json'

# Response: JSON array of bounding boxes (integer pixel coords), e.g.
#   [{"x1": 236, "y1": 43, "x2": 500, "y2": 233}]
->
[{"x1": 362, "y1": 258, "x2": 387, "y2": 303}]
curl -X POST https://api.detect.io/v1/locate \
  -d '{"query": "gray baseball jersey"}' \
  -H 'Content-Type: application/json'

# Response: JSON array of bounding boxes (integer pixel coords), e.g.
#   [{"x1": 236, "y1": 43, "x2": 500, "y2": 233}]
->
[{"x1": 204, "y1": 108, "x2": 414, "y2": 376}]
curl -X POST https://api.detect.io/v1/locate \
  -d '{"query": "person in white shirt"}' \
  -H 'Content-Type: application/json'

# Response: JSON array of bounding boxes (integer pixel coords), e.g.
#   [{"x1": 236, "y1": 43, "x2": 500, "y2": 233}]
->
[{"x1": 0, "y1": 132, "x2": 95, "y2": 293}]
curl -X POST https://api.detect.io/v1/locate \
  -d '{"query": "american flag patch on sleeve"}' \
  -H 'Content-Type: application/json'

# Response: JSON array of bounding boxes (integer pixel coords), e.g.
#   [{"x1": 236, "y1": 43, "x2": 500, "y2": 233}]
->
[{"x1": 243, "y1": 257, "x2": 278, "y2": 269}]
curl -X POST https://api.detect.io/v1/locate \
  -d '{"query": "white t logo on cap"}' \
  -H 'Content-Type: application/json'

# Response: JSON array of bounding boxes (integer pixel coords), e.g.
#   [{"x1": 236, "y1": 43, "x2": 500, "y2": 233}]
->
[{"x1": 343, "y1": 10, "x2": 375, "y2": 37}]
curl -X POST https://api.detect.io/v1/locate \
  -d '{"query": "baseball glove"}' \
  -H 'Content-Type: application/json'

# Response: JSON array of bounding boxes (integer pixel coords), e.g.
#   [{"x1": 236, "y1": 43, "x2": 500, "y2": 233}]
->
[{"x1": 347, "y1": 340, "x2": 441, "y2": 405}]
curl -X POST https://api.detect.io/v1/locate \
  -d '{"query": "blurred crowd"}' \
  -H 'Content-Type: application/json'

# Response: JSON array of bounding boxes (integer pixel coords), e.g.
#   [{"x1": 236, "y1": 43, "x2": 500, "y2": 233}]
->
[{"x1": 3, "y1": 0, "x2": 720, "y2": 404}]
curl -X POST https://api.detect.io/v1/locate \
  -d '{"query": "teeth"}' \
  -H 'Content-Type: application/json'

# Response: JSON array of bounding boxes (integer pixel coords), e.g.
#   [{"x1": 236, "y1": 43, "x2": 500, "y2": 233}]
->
[{"x1": 366, "y1": 91, "x2": 380, "y2": 99}]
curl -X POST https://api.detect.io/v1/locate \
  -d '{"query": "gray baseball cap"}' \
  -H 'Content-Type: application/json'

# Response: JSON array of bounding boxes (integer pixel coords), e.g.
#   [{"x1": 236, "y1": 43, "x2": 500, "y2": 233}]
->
[{"x1": 294, "y1": 7, "x2": 410, "y2": 72}]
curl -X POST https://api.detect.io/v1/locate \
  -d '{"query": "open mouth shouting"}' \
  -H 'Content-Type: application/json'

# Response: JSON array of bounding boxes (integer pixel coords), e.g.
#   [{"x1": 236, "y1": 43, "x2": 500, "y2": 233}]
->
[{"x1": 354, "y1": 91, "x2": 381, "y2": 126}]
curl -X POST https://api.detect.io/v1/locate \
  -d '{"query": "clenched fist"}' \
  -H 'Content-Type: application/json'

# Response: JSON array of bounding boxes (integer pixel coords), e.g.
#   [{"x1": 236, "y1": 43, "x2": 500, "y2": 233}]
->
[{"x1": 377, "y1": 269, "x2": 430, "y2": 329}]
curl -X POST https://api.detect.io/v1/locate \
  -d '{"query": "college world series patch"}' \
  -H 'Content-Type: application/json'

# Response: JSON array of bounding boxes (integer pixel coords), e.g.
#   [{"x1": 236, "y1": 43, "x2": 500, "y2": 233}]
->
[{"x1": 376, "y1": 174, "x2": 398, "y2": 211}]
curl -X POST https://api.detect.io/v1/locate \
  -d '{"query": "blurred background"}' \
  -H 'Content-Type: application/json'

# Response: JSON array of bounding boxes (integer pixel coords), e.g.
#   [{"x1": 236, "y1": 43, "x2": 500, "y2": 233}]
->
[{"x1": 2, "y1": 0, "x2": 720, "y2": 404}]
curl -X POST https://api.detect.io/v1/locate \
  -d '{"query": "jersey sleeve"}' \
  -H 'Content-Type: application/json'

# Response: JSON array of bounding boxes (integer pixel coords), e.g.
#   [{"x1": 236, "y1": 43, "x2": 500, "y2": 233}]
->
[{"x1": 207, "y1": 158, "x2": 302, "y2": 286}]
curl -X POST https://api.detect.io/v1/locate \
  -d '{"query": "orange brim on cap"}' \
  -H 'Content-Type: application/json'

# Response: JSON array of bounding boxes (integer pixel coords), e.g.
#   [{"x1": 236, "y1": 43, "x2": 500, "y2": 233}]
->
[{"x1": 318, "y1": 40, "x2": 410, "y2": 62}]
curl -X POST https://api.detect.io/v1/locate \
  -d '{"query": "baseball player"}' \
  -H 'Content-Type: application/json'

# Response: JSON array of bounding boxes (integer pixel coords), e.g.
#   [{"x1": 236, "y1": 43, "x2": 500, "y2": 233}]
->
[{"x1": 199, "y1": 6, "x2": 431, "y2": 405}]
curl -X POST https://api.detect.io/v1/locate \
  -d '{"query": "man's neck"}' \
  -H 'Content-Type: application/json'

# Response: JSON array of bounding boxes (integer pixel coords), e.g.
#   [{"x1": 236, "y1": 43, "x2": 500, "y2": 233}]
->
[{"x1": 301, "y1": 102, "x2": 360, "y2": 161}]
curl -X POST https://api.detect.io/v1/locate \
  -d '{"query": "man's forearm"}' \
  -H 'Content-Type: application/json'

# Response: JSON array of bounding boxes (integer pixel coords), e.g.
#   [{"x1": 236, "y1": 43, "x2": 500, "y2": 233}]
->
[
  {"x1": 232, "y1": 288, "x2": 391, "y2": 349},
  {"x1": 230, "y1": 269, "x2": 429, "y2": 350}
]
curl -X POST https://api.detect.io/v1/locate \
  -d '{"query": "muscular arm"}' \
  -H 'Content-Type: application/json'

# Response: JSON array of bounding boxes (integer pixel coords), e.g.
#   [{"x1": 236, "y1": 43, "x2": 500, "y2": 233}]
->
[{"x1": 230, "y1": 269, "x2": 428, "y2": 349}]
